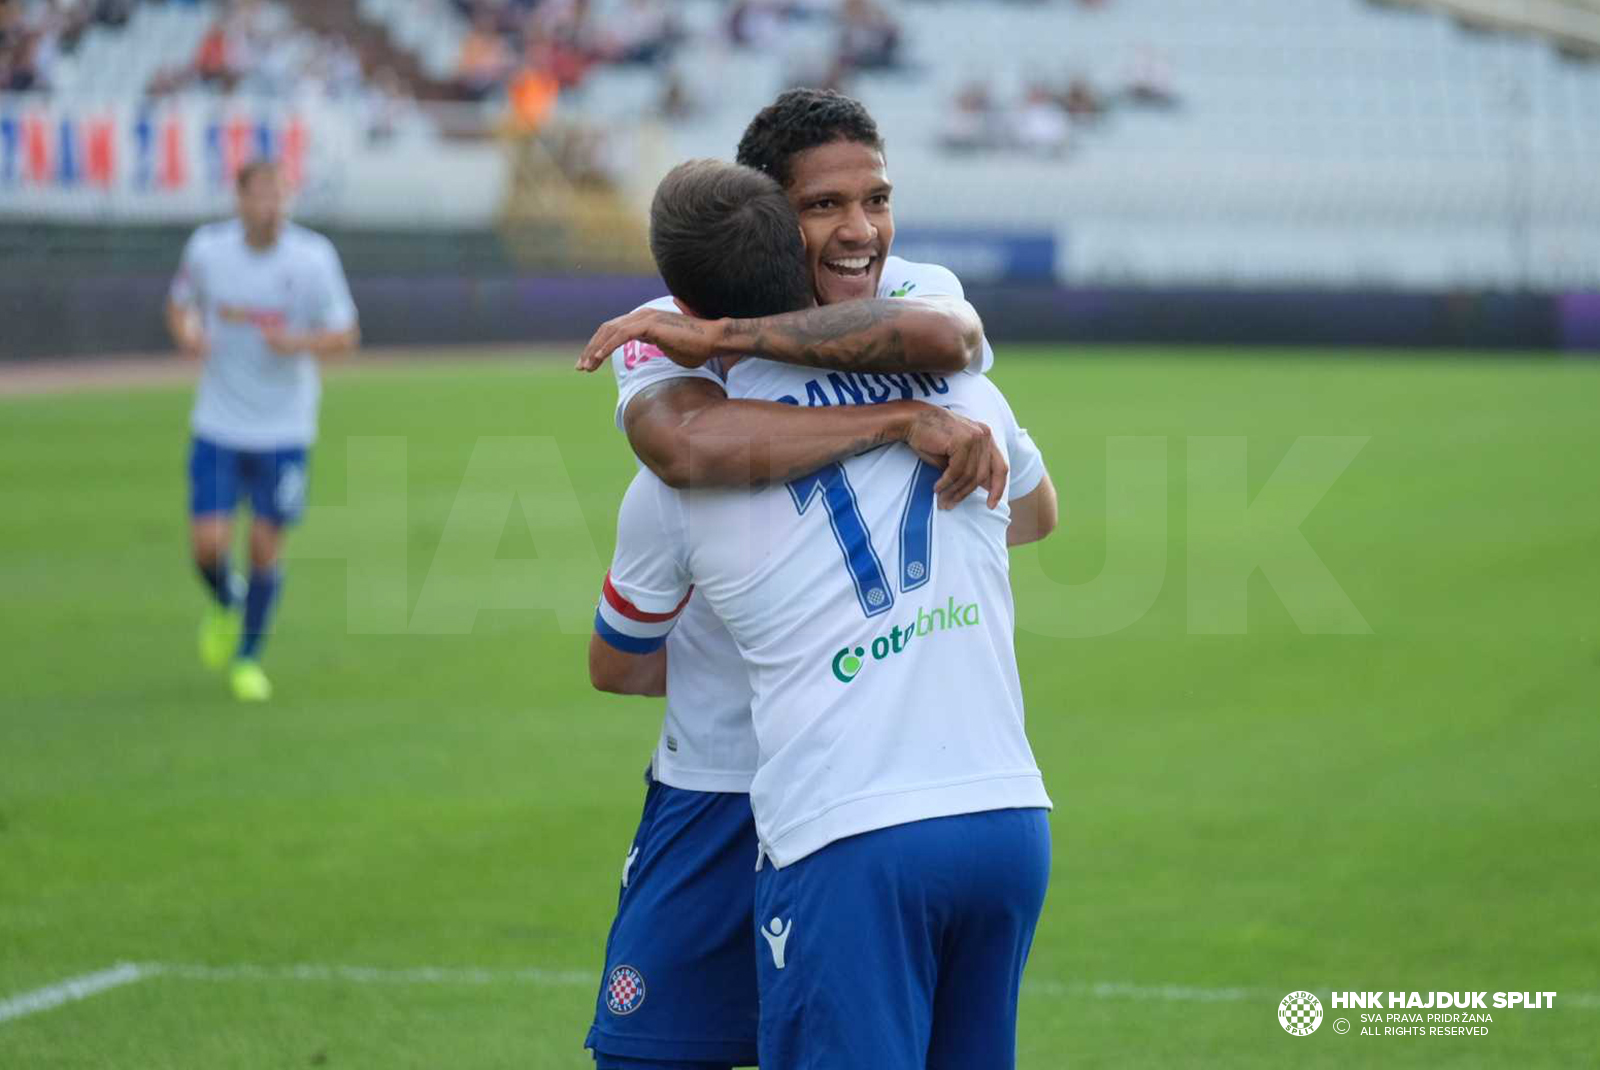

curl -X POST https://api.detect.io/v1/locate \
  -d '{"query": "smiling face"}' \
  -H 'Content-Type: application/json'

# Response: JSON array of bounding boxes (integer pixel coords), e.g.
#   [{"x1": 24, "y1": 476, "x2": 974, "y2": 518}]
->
[{"x1": 785, "y1": 139, "x2": 894, "y2": 307}]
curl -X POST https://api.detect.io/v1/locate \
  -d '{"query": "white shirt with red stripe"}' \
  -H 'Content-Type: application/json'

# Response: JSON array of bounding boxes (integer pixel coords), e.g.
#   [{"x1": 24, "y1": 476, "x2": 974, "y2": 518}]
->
[
  {"x1": 596, "y1": 360, "x2": 1051, "y2": 868},
  {"x1": 172, "y1": 219, "x2": 357, "y2": 450},
  {"x1": 603, "y1": 261, "x2": 1005, "y2": 796}
]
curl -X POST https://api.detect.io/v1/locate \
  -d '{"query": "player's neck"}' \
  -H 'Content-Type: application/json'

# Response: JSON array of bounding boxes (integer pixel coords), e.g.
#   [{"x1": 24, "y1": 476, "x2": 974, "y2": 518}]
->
[{"x1": 242, "y1": 224, "x2": 281, "y2": 252}]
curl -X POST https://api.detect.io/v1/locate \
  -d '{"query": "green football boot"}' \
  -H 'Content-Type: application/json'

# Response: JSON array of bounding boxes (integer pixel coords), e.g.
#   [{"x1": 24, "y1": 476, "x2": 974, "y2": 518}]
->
[
  {"x1": 198, "y1": 603, "x2": 242, "y2": 671},
  {"x1": 229, "y1": 660, "x2": 272, "y2": 702}
]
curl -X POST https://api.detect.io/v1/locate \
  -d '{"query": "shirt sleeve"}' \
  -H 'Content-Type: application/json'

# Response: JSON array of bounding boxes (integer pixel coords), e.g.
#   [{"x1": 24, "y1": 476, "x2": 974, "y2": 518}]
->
[
  {"x1": 313, "y1": 239, "x2": 358, "y2": 332},
  {"x1": 169, "y1": 230, "x2": 204, "y2": 308},
  {"x1": 1007, "y1": 423, "x2": 1045, "y2": 501},
  {"x1": 986, "y1": 378, "x2": 1046, "y2": 501},
  {"x1": 612, "y1": 340, "x2": 724, "y2": 430},
  {"x1": 593, "y1": 471, "x2": 694, "y2": 654},
  {"x1": 882, "y1": 260, "x2": 995, "y2": 375}
]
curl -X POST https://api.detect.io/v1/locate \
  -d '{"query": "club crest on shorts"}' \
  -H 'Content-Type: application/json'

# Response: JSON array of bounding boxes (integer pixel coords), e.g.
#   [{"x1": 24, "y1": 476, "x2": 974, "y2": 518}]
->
[{"x1": 606, "y1": 964, "x2": 646, "y2": 1015}]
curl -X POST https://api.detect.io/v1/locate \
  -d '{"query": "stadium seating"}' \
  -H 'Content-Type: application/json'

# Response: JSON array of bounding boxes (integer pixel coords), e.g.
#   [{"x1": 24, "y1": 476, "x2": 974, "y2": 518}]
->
[
  {"x1": 46, "y1": 2, "x2": 216, "y2": 96},
  {"x1": 363, "y1": 0, "x2": 1599, "y2": 287},
  {"x1": 7, "y1": 0, "x2": 1600, "y2": 288}
]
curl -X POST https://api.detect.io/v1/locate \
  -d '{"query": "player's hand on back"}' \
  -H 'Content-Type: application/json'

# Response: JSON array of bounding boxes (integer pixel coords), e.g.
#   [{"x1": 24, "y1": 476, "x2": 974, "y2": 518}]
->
[
  {"x1": 261, "y1": 325, "x2": 304, "y2": 356},
  {"x1": 576, "y1": 307, "x2": 722, "y2": 372},
  {"x1": 174, "y1": 308, "x2": 209, "y2": 360},
  {"x1": 904, "y1": 404, "x2": 1007, "y2": 510}
]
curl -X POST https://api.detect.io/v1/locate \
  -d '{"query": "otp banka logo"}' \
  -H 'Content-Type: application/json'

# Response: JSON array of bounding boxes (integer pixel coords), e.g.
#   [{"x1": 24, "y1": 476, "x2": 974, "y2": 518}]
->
[{"x1": 831, "y1": 597, "x2": 982, "y2": 683}]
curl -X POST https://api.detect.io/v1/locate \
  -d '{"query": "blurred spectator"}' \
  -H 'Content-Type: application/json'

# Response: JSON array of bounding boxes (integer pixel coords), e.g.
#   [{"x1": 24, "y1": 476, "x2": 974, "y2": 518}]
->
[
  {"x1": 658, "y1": 66, "x2": 696, "y2": 122},
  {"x1": 0, "y1": 1, "x2": 22, "y2": 50},
  {"x1": 728, "y1": 1, "x2": 786, "y2": 49},
  {"x1": 940, "y1": 81, "x2": 999, "y2": 153},
  {"x1": 1011, "y1": 84, "x2": 1070, "y2": 157},
  {"x1": 193, "y1": 17, "x2": 236, "y2": 87},
  {"x1": 94, "y1": 0, "x2": 133, "y2": 29},
  {"x1": 597, "y1": 0, "x2": 677, "y2": 66},
  {"x1": 837, "y1": 0, "x2": 900, "y2": 71},
  {"x1": 364, "y1": 65, "x2": 422, "y2": 143},
  {"x1": 1060, "y1": 76, "x2": 1104, "y2": 122},
  {"x1": 509, "y1": 60, "x2": 559, "y2": 130},
  {"x1": 524, "y1": 24, "x2": 592, "y2": 90},
  {"x1": 1121, "y1": 46, "x2": 1180, "y2": 108},
  {"x1": 2, "y1": 32, "x2": 43, "y2": 90},
  {"x1": 455, "y1": 8, "x2": 515, "y2": 99}
]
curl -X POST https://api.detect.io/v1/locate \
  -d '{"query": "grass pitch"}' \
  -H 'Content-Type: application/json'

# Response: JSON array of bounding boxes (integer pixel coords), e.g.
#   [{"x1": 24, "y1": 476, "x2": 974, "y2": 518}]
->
[{"x1": 1, "y1": 347, "x2": 1598, "y2": 1068}]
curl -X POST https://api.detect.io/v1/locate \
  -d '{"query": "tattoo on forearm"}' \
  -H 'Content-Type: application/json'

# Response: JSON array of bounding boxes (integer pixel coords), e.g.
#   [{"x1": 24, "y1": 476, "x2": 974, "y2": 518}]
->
[{"x1": 735, "y1": 301, "x2": 915, "y2": 373}]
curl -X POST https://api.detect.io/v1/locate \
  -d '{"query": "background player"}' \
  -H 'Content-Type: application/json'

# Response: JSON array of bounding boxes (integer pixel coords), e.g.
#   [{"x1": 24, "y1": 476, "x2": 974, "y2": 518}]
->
[
  {"x1": 166, "y1": 159, "x2": 359, "y2": 702},
  {"x1": 593, "y1": 159, "x2": 1053, "y2": 1069},
  {"x1": 579, "y1": 93, "x2": 1056, "y2": 1070}
]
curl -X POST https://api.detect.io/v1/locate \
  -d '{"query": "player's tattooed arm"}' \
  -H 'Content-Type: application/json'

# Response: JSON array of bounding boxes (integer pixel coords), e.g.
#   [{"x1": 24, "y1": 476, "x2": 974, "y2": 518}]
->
[
  {"x1": 574, "y1": 298, "x2": 983, "y2": 376},
  {"x1": 724, "y1": 296, "x2": 984, "y2": 375},
  {"x1": 588, "y1": 634, "x2": 666, "y2": 696},
  {"x1": 624, "y1": 378, "x2": 1006, "y2": 508}
]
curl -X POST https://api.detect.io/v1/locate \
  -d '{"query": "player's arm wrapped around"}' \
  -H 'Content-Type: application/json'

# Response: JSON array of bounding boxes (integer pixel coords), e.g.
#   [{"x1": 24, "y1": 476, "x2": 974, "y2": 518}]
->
[{"x1": 589, "y1": 474, "x2": 694, "y2": 696}]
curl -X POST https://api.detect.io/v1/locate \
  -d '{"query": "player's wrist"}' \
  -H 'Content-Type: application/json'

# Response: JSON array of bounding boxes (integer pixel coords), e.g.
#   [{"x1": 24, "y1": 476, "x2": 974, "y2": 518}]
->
[
  {"x1": 708, "y1": 317, "x2": 742, "y2": 359},
  {"x1": 878, "y1": 401, "x2": 922, "y2": 443}
]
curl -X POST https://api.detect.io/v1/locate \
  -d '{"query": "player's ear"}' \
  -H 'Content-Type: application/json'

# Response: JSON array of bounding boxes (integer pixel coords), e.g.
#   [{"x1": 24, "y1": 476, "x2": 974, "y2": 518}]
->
[
  {"x1": 671, "y1": 297, "x2": 704, "y2": 319},
  {"x1": 798, "y1": 225, "x2": 808, "y2": 251}
]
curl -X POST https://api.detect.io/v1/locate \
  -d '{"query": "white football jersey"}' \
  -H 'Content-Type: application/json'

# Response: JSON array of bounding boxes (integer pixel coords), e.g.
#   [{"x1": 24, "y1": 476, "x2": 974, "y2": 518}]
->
[
  {"x1": 600, "y1": 360, "x2": 1052, "y2": 867},
  {"x1": 603, "y1": 260, "x2": 1022, "y2": 796},
  {"x1": 171, "y1": 219, "x2": 357, "y2": 450}
]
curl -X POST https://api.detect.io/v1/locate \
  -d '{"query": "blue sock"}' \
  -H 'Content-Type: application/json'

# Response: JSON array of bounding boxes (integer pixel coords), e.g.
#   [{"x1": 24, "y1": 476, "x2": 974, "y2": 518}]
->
[
  {"x1": 198, "y1": 556, "x2": 233, "y2": 608},
  {"x1": 239, "y1": 567, "x2": 282, "y2": 661}
]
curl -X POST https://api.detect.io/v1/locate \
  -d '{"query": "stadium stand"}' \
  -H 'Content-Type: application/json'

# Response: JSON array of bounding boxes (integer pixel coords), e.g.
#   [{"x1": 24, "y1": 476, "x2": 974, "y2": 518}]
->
[
  {"x1": 3, "y1": 0, "x2": 1599, "y2": 288},
  {"x1": 353, "y1": 0, "x2": 1598, "y2": 288},
  {"x1": 1385, "y1": 0, "x2": 1600, "y2": 56}
]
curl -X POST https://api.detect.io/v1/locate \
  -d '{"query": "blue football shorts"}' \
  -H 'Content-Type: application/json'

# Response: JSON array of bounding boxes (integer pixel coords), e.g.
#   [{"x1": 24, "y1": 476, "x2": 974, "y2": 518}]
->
[
  {"x1": 753, "y1": 807, "x2": 1052, "y2": 1070},
  {"x1": 188, "y1": 435, "x2": 309, "y2": 527},
  {"x1": 585, "y1": 769, "x2": 761, "y2": 1069}
]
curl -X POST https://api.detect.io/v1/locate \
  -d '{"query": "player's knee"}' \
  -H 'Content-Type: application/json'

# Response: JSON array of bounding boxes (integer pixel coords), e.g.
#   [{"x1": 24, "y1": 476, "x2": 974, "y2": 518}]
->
[
  {"x1": 191, "y1": 527, "x2": 230, "y2": 566},
  {"x1": 248, "y1": 526, "x2": 283, "y2": 570}
]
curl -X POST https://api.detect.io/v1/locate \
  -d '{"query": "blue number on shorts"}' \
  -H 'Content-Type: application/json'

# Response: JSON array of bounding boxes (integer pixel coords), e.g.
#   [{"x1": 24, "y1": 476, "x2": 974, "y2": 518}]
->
[{"x1": 788, "y1": 459, "x2": 942, "y2": 618}]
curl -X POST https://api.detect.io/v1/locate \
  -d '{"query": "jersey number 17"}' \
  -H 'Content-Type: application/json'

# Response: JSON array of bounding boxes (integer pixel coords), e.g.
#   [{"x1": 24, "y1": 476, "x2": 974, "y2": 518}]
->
[{"x1": 788, "y1": 459, "x2": 941, "y2": 620}]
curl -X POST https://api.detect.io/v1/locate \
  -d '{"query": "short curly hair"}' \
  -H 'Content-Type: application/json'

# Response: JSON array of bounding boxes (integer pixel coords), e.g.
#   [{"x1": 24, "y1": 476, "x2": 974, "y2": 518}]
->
[{"x1": 735, "y1": 88, "x2": 885, "y2": 188}]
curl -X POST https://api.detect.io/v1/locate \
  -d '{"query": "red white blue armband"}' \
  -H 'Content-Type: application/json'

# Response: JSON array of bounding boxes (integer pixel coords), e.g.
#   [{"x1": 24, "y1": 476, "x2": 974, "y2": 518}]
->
[{"x1": 593, "y1": 572, "x2": 692, "y2": 654}]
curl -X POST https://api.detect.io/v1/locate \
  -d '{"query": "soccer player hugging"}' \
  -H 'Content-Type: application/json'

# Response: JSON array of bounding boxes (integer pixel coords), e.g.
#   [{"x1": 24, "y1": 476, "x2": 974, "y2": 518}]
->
[{"x1": 578, "y1": 88, "x2": 1060, "y2": 1070}]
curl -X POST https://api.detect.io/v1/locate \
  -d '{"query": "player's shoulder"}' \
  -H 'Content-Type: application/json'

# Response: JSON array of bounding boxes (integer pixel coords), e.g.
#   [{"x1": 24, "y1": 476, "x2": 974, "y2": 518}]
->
[
  {"x1": 610, "y1": 295, "x2": 697, "y2": 379},
  {"x1": 186, "y1": 218, "x2": 241, "y2": 250},
  {"x1": 944, "y1": 360, "x2": 1011, "y2": 419},
  {"x1": 280, "y1": 222, "x2": 339, "y2": 257},
  {"x1": 634, "y1": 294, "x2": 680, "y2": 314},
  {"x1": 878, "y1": 256, "x2": 965, "y2": 300}
]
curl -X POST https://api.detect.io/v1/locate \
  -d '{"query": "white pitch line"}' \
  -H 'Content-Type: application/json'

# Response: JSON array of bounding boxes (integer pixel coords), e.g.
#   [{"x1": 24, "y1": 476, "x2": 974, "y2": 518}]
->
[
  {"x1": 145, "y1": 962, "x2": 594, "y2": 987},
  {"x1": 1027, "y1": 979, "x2": 1260, "y2": 1003},
  {"x1": 0, "y1": 963, "x2": 148, "y2": 1024}
]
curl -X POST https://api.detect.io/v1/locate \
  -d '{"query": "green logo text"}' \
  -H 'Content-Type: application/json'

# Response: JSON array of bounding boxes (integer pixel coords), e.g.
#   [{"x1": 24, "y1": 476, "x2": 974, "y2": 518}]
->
[{"x1": 830, "y1": 596, "x2": 981, "y2": 683}]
